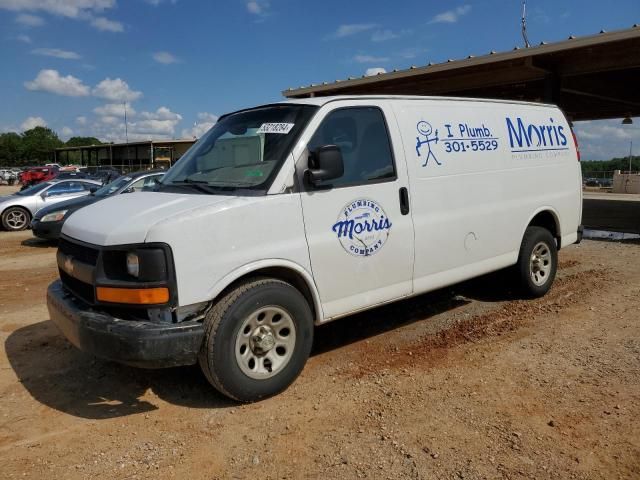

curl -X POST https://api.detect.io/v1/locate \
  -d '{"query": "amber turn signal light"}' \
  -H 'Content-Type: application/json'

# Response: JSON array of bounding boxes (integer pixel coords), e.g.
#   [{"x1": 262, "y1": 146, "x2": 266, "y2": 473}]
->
[{"x1": 96, "y1": 286, "x2": 170, "y2": 304}]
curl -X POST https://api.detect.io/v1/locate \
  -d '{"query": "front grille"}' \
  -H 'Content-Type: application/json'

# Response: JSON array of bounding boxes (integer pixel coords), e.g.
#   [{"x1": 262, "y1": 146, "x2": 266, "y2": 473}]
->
[
  {"x1": 58, "y1": 238, "x2": 99, "y2": 266},
  {"x1": 60, "y1": 270, "x2": 95, "y2": 304}
]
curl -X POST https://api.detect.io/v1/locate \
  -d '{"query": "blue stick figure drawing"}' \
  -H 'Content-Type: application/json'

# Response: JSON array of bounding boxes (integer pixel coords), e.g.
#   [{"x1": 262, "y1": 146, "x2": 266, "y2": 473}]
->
[{"x1": 416, "y1": 121, "x2": 441, "y2": 166}]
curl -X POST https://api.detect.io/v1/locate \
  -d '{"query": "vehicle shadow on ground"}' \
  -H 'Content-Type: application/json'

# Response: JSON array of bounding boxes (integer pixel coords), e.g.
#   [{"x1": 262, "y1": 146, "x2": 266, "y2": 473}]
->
[
  {"x1": 5, "y1": 272, "x2": 521, "y2": 420},
  {"x1": 21, "y1": 237, "x2": 57, "y2": 248}
]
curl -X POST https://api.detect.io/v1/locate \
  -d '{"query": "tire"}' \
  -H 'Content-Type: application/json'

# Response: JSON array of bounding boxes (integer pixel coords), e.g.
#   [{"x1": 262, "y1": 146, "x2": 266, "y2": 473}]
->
[
  {"x1": 516, "y1": 226, "x2": 558, "y2": 298},
  {"x1": 2, "y1": 207, "x2": 31, "y2": 231},
  {"x1": 198, "y1": 278, "x2": 314, "y2": 402}
]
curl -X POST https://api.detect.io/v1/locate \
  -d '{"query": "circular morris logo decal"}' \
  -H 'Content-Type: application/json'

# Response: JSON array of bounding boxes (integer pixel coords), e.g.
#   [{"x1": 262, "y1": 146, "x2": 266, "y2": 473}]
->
[{"x1": 331, "y1": 199, "x2": 392, "y2": 257}]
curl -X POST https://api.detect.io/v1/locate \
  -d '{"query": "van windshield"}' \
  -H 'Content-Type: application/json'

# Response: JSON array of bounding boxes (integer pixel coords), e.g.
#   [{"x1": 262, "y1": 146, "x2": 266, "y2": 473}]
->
[{"x1": 160, "y1": 104, "x2": 317, "y2": 193}]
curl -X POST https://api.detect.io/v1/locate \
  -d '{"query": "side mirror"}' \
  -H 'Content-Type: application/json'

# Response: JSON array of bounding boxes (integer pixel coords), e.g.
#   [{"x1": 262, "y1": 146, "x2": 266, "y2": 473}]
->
[
  {"x1": 305, "y1": 145, "x2": 344, "y2": 186},
  {"x1": 123, "y1": 187, "x2": 135, "y2": 194},
  {"x1": 89, "y1": 186, "x2": 98, "y2": 194},
  {"x1": 40, "y1": 192, "x2": 47, "y2": 200}
]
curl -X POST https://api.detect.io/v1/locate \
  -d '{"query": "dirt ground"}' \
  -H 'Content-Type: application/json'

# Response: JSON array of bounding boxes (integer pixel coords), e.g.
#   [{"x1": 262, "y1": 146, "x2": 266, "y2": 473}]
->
[{"x1": 0, "y1": 224, "x2": 639, "y2": 479}]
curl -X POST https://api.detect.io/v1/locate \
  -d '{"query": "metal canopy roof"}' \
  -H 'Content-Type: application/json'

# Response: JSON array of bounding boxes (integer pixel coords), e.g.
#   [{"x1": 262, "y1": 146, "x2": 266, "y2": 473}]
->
[{"x1": 283, "y1": 26, "x2": 640, "y2": 122}]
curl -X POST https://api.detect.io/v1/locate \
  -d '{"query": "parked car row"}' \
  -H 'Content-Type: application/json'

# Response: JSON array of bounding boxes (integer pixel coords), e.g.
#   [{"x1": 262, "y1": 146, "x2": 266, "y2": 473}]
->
[
  {"x1": 16, "y1": 165, "x2": 123, "y2": 189},
  {"x1": 583, "y1": 177, "x2": 613, "y2": 187},
  {"x1": 0, "y1": 170, "x2": 164, "y2": 236},
  {"x1": 1, "y1": 168, "x2": 22, "y2": 183}
]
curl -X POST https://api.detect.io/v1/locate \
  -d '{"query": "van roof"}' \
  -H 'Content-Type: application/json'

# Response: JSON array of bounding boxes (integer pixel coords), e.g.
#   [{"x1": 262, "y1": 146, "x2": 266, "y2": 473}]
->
[{"x1": 276, "y1": 95, "x2": 558, "y2": 109}]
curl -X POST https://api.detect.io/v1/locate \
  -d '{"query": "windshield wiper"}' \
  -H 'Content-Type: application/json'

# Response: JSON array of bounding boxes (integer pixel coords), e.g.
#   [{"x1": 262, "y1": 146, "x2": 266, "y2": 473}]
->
[{"x1": 169, "y1": 179, "x2": 220, "y2": 194}]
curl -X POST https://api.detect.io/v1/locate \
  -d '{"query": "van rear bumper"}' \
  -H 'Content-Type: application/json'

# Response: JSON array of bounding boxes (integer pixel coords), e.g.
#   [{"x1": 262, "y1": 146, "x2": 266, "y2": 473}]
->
[
  {"x1": 576, "y1": 225, "x2": 584, "y2": 244},
  {"x1": 47, "y1": 280, "x2": 204, "y2": 368}
]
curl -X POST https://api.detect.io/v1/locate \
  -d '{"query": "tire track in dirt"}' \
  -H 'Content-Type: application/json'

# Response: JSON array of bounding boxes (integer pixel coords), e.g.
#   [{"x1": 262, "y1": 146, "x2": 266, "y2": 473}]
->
[{"x1": 346, "y1": 268, "x2": 611, "y2": 378}]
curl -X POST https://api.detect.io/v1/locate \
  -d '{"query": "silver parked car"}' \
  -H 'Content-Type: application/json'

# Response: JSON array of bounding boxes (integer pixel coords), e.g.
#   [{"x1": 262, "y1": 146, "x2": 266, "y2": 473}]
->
[{"x1": 0, "y1": 179, "x2": 101, "y2": 231}]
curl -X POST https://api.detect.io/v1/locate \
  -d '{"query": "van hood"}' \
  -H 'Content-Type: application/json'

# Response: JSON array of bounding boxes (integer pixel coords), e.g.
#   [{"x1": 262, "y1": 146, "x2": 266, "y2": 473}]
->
[{"x1": 61, "y1": 192, "x2": 249, "y2": 246}]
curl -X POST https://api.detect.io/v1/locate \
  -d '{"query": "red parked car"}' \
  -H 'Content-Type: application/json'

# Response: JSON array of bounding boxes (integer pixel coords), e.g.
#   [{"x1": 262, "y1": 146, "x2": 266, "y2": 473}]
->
[{"x1": 19, "y1": 166, "x2": 59, "y2": 190}]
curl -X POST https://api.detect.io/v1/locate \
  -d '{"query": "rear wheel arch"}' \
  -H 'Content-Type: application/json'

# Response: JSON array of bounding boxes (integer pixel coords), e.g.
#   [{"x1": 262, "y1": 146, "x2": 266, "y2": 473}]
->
[{"x1": 524, "y1": 208, "x2": 561, "y2": 248}]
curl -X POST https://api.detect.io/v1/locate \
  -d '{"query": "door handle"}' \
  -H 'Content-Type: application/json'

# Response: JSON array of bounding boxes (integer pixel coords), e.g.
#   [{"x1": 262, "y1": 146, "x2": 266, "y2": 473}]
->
[{"x1": 399, "y1": 187, "x2": 410, "y2": 215}]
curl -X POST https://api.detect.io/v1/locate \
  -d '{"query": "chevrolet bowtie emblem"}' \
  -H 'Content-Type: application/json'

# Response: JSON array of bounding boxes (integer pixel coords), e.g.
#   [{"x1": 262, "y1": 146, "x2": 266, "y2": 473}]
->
[{"x1": 64, "y1": 256, "x2": 74, "y2": 275}]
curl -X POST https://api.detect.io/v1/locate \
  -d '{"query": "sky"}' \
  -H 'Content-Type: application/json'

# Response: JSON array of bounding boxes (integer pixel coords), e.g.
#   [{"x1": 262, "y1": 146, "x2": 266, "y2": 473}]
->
[{"x1": 0, "y1": 0, "x2": 638, "y2": 160}]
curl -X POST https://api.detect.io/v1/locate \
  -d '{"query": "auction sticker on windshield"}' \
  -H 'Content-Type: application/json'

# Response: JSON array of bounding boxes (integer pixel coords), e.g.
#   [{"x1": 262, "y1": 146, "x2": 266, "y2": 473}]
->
[{"x1": 256, "y1": 123, "x2": 295, "y2": 134}]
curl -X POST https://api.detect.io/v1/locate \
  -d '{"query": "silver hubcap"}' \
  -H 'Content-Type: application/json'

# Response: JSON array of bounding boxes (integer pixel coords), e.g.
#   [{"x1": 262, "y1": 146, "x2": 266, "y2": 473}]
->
[
  {"x1": 6, "y1": 210, "x2": 27, "y2": 229},
  {"x1": 235, "y1": 306, "x2": 296, "y2": 379},
  {"x1": 530, "y1": 241, "x2": 552, "y2": 286}
]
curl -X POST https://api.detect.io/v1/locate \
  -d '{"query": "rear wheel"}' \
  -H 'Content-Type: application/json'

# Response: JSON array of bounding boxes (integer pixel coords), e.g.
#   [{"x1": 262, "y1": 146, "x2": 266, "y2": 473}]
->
[
  {"x1": 516, "y1": 226, "x2": 557, "y2": 297},
  {"x1": 2, "y1": 207, "x2": 31, "y2": 231},
  {"x1": 198, "y1": 278, "x2": 314, "y2": 402}
]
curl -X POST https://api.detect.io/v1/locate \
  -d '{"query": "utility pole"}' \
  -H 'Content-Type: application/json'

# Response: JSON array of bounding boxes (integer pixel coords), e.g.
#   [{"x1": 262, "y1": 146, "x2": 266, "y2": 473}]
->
[
  {"x1": 521, "y1": 0, "x2": 531, "y2": 48},
  {"x1": 123, "y1": 101, "x2": 130, "y2": 172},
  {"x1": 123, "y1": 101, "x2": 129, "y2": 144}
]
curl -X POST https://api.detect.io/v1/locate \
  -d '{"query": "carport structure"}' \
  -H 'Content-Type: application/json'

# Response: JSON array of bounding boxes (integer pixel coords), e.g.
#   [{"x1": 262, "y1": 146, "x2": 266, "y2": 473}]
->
[
  {"x1": 283, "y1": 26, "x2": 640, "y2": 122},
  {"x1": 54, "y1": 139, "x2": 195, "y2": 172}
]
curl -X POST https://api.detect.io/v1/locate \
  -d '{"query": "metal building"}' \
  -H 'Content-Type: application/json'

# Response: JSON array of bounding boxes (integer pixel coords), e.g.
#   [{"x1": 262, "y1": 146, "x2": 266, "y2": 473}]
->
[{"x1": 54, "y1": 139, "x2": 196, "y2": 172}]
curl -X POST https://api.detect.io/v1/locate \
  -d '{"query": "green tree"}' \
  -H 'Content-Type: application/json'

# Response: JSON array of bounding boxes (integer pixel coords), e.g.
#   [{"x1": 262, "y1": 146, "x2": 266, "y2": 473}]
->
[
  {"x1": 20, "y1": 126, "x2": 63, "y2": 165},
  {"x1": 0, "y1": 132, "x2": 22, "y2": 166},
  {"x1": 65, "y1": 136, "x2": 103, "y2": 147},
  {"x1": 581, "y1": 157, "x2": 640, "y2": 177}
]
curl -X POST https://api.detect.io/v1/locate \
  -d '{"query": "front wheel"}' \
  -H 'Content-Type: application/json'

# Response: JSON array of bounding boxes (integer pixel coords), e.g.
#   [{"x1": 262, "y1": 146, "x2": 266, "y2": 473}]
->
[
  {"x1": 198, "y1": 278, "x2": 314, "y2": 402},
  {"x1": 516, "y1": 226, "x2": 558, "y2": 298},
  {"x1": 2, "y1": 207, "x2": 31, "y2": 231}
]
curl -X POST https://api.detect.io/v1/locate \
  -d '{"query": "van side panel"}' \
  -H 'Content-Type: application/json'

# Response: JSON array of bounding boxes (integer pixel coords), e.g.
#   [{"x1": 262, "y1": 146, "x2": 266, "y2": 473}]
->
[{"x1": 392, "y1": 99, "x2": 580, "y2": 293}]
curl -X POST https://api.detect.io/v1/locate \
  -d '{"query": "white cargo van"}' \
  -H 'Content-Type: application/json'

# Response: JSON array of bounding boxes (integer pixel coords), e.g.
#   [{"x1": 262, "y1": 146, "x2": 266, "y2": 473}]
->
[{"x1": 47, "y1": 96, "x2": 582, "y2": 401}]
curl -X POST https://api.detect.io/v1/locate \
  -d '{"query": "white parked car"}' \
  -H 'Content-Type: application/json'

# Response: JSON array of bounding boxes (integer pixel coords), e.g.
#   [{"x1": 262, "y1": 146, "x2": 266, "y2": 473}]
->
[
  {"x1": 0, "y1": 179, "x2": 101, "y2": 231},
  {"x1": 47, "y1": 95, "x2": 582, "y2": 401},
  {"x1": 0, "y1": 169, "x2": 17, "y2": 185}
]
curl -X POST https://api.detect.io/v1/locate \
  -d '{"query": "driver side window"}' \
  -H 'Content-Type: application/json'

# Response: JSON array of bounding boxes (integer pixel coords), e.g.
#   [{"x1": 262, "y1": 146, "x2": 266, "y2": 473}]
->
[{"x1": 307, "y1": 107, "x2": 396, "y2": 188}]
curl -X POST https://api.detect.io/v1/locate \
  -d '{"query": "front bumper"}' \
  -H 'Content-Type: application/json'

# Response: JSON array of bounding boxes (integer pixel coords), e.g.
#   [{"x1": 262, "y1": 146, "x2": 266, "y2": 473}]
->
[
  {"x1": 31, "y1": 219, "x2": 63, "y2": 240},
  {"x1": 47, "y1": 280, "x2": 204, "y2": 368}
]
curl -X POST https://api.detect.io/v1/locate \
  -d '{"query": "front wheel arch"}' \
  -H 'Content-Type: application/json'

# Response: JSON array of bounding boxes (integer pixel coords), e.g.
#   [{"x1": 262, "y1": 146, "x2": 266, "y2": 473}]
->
[{"x1": 207, "y1": 262, "x2": 323, "y2": 324}]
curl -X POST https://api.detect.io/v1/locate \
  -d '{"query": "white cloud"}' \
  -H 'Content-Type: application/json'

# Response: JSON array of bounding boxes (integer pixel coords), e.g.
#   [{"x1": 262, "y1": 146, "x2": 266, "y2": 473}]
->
[
  {"x1": 31, "y1": 47, "x2": 81, "y2": 60},
  {"x1": 197, "y1": 112, "x2": 217, "y2": 122},
  {"x1": 90, "y1": 16, "x2": 123, "y2": 32},
  {"x1": 364, "y1": 67, "x2": 386, "y2": 77},
  {"x1": 574, "y1": 118, "x2": 639, "y2": 160},
  {"x1": 354, "y1": 54, "x2": 389, "y2": 64},
  {"x1": 16, "y1": 34, "x2": 32, "y2": 43},
  {"x1": 139, "y1": 106, "x2": 181, "y2": 121},
  {"x1": 430, "y1": 5, "x2": 472, "y2": 24},
  {"x1": 329, "y1": 23, "x2": 377, "y2": 39},
  {"x1": 0, "y1": 1, "x2": 117, "y2": 19},
  {"x1": 99, "y1": 115, "x2": 119, "y2": 125},
  {"x1": 93, "y1": 103, "x2": 135, "y2": 117},
  {"x1": 93, "y1": 77, "x2": 142, "y2": 102},
  {"x1": 108, "y1": 107, "x2": 184, "y2": 139},
  {"x1": 24, "y1": 69, "x2": 90, "y2": 96},
  {"x1": 153, "y1": 51, "x2": 179, "y2": 64},
  {"x1": 60, "y1": 126, "x2": 73, "y2": 138},
  {"x1": 76, "y1": 116, "x2": 87, "y2": 125},
  {"x1": 182, "y1": 112, "x2": 217, "y2": 138},
  {"x1": 15, "y1": 13, "x2": 44, "y2": 26},
  {"x1": 2, "y1": 1, "x2": 124, "y2": 32},
  {"x1": 371, "y1": 29, "x2": 411, "y2": 42},
  {"x1": 246, "y1": 0, "x2": 269, "y2": 16},
  {"x1": 20, "y1": 116, "x2": 47, "y2": 131}
]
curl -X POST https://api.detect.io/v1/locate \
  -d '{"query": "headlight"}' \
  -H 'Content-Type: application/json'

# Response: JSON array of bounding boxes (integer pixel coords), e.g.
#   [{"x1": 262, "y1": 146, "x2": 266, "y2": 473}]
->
[
  {"x1": 40, "y1": 210, "x2": 68, "y2": 222},
  {"x1": 126, "y1": 252, "x2": 139, "y2": 277}
]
